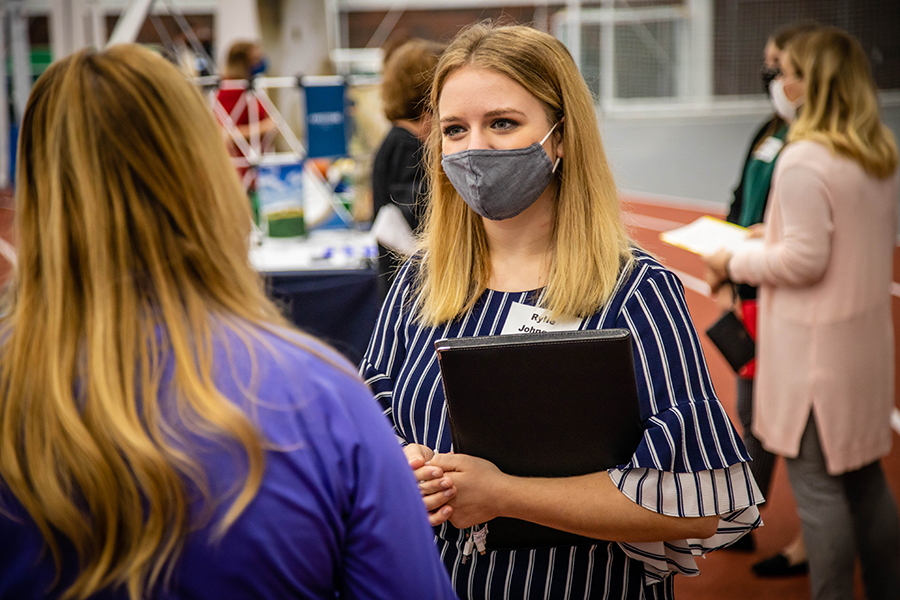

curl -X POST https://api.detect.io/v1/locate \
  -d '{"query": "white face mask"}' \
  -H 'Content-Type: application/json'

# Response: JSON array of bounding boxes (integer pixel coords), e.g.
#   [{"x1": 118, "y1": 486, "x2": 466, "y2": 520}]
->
[{"x1": 769, "y1": 78, "x2": 804, "y2": 123}]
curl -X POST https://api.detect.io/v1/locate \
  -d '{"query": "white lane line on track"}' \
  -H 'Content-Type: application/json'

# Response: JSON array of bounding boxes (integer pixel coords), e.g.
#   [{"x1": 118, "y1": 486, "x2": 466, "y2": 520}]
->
[
  {"x1": 0, "y1": 238, "x2": 15, "y2": 267},
  {"x1": 623, "y1": 212, "x2": 685, "y2": 233},
  {"x1": 621, "y1": 190, "x2": 730, "y2": 214},
  {"x1": 667, "y1": 267, "x2": 712, "y2": 298}
]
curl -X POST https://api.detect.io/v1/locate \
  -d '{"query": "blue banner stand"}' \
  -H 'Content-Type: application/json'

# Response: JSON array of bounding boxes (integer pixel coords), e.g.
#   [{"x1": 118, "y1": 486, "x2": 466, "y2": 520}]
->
[{"x1": 303, "y1": 77, "x2": 349, "y2": 159}]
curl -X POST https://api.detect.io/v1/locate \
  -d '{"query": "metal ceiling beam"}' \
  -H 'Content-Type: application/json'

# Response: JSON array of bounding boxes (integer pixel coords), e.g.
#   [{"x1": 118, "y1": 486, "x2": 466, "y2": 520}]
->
[
  {"x1": 106, "y1": 0, "x2": 156, "y2": 46},
  {"x1": 339, "y1": 0, "x2": 565, "y2": 11}
]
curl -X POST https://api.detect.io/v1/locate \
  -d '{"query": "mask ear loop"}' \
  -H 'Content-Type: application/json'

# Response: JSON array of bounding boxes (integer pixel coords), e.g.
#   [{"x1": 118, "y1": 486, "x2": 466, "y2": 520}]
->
[
  {"x1": 539, "y1": 121, "x2": 559, "y2": 145},
  {"x1": 543, "y1": 120, "x2": 563, "y2": 174}
]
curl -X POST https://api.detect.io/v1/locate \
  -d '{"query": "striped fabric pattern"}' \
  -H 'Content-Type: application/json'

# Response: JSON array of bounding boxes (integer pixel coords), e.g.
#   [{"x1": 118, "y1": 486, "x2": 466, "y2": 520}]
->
[{"x1": 361, "y1": 250, "x2": 763, "y2": 599}]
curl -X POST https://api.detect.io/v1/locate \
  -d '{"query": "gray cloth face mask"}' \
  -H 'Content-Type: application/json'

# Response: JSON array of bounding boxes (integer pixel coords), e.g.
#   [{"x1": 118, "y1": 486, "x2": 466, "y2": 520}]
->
[{"x1": 441, "y1": 122, "x2": 560, "y2": 221}]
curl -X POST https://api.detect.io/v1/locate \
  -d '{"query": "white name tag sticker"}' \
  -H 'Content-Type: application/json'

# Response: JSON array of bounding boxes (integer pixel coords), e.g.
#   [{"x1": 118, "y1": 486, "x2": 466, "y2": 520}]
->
[
  {"x1": 500, "y1": 301, "x2": 583, "y2": 336},
  {"x1": 752, "y1": 136, "x2": 784, "y2": 163}
]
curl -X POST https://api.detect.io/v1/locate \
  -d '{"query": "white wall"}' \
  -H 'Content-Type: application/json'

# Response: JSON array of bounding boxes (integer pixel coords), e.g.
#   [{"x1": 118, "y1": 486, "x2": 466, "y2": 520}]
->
[
  {"x1": 603, "y1": 102, "x2": 900, "y2": 215},
  {"x1": 273, "y1": 0, "x2": 330, "y2": 79},
  {"x1": 215, "y1": 0, "x2": 260, "y2": 66}
]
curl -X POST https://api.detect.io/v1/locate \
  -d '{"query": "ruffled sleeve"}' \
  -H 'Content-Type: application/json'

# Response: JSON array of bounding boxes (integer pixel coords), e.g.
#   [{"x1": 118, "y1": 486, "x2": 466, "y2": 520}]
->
[{"x1": 608, "y1": 262, "x2": 764, "y2": 584}]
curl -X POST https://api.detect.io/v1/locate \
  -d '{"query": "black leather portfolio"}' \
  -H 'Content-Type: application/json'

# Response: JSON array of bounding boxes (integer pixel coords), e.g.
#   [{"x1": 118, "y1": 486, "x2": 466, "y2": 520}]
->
[
  {"x1": 435, "y1": 329, "x2": 644, "y2": 550},
  {"x1": 705, "y1": 311, "x2": 755, "y2": 372}
]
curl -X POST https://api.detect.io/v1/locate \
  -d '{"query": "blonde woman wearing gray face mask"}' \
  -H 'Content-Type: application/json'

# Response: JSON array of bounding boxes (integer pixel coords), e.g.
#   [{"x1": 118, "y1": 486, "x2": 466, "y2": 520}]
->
[{"x1": 361, "y1": 21, "x2": 764, "y2": 600}]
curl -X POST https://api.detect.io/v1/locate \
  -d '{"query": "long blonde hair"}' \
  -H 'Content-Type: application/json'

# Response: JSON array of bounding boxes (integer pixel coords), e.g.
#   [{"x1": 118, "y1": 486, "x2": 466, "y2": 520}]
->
[
  {"x1": 417, "y1": 22, "x2": 632, "y2": 325},
  {"x1": 786, "y1": 27, "x2": 898, "y2": 177},
  {"x1": 1, "y1": 45, "x2": 298, "y2": 599}
]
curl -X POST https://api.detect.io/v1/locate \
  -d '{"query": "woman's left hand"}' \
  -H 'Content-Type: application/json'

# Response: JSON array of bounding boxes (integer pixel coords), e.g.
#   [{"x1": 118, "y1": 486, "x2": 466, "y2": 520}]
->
[
  {"x1": 704, "y1": 250, "x2": 733, "y2": 293},
  {"x1": 428, "y1": 453, "x2": 511, "y2": 530}
]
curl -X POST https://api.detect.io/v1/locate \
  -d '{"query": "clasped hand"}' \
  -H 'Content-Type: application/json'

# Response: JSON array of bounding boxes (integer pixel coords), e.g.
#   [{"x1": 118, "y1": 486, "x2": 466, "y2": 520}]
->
[{"x1": 403, "y1": 444, "x2": 508, "y2": 529}]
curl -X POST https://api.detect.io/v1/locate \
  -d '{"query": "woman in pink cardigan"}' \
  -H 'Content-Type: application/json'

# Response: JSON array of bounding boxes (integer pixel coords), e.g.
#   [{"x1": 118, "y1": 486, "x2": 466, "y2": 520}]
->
[{"x1": 706, "y1": 27, "x2": 900, "y2": 600}]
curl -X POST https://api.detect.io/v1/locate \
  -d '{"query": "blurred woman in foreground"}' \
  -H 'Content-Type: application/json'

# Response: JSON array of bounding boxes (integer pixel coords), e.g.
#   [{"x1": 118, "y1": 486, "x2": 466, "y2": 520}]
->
[{"x1": 0, "y1": 45, "x2": 455, "y2": 600}]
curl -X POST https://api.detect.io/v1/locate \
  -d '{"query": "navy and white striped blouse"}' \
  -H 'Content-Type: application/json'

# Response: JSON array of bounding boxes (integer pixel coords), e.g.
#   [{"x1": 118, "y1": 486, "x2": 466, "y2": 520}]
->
[{"x1": 361, "y1": 250, "x2": 763, "y2": 599}]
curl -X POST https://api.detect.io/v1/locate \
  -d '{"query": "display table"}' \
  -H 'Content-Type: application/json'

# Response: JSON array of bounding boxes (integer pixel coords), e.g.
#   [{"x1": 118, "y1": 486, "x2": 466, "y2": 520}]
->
[{"x1": 250, "y1": 230, "x2": 381, "y2": 365}]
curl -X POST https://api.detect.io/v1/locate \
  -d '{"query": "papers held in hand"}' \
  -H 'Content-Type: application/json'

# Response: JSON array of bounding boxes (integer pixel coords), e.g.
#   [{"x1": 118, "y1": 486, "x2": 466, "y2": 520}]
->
[
  {"x1": 435, "y1": 329, "x2": 644, "y2": 550},
  {"x1": 660, "y1": 216, "x2": 763, "y2": 256}
]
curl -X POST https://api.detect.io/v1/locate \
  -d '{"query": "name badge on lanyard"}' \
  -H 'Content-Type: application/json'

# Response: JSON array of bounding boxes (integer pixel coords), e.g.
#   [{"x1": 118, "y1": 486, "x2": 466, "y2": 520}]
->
[
  {"x1": 500, "y1": 301, "x2": 583, "y2": 336},
  {"x1": 752, "y1": 136, "x2": 784, "y2": 163}
]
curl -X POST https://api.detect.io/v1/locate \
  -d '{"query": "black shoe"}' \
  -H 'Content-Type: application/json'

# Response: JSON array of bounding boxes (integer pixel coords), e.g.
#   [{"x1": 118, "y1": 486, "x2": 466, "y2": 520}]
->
[
  {"x1": 751, "y1": 553, "x2": 809, "y2": 577},
  {"x1": 724, "y1": 533, "x2": 755, "y2": 552}
]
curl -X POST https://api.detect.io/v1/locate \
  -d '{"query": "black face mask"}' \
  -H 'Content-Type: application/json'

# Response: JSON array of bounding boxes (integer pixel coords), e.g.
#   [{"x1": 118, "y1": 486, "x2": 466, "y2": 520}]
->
[{"x1": 760, "y1": 66, "x2": 781, "y2": 94}]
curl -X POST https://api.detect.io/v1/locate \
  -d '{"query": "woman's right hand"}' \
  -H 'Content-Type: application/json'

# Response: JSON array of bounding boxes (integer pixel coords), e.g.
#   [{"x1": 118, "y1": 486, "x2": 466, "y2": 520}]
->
[
  {"x1": 715, "y1": 285, "x2": 734, "y2": 313},
  {"x1": 403, "y1": 444, "x2": 457, "y2": 526},
  {"x1": 747, "y1": 223, "x2": 765, "y2": 239},
  {"x1": 703, "y1": 249, "x2": 733, "y2": 293}
]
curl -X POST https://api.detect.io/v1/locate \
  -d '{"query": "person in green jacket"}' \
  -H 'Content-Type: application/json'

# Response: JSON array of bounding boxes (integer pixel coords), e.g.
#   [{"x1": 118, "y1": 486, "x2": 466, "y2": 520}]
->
[{"x1": 715, "y1": 21, "x2": 817, "y2": 577}]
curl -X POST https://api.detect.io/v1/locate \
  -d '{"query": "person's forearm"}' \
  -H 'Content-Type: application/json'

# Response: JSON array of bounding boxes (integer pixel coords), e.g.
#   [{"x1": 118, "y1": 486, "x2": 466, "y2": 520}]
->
[
  {"x1": 237, "y1": 118, "x2": 276, "y2": 139},
  {"x1": 496, "y1": 471, "x2": 719, "y2": 542}
]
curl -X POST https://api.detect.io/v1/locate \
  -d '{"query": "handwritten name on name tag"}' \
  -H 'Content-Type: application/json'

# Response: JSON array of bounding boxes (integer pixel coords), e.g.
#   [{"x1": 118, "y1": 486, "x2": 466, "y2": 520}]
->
[{"x1": 500, "y1": 301, "x2": 582, "y2": 336}]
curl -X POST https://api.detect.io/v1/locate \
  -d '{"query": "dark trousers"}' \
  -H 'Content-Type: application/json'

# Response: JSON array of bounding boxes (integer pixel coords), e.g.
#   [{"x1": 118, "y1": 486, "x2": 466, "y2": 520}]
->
[{"x1": 736, "y1": 376, "x2": 776, "y2": 498}]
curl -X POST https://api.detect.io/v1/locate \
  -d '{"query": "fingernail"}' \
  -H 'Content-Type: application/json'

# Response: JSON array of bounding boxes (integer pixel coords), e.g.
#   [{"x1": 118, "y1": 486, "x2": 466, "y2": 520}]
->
[
  {"x1": 442, "y1": 506, "x2": 452, "y2": 515},
  {"x1": 440, "y1": 479, "x2": 451, "y2": 489},
  {"x1": 431, "y1": 469, "x2": 441, "y2": 478},
  {"x1": 444, "y1": 488, "x2": 455, "y2": 498}
]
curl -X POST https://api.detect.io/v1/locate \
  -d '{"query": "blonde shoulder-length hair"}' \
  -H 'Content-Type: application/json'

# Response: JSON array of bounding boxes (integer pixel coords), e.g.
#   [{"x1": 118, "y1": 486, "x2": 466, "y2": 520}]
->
[
  {"x1": 1, "y1": 45, "x2": 324, "y2": 600},
  {"x1": 786, "y1": 27, "x2": 898, "y2": 178},
  {"x1": 416, "y1": 22, "x2": 633, "y2": 325}
]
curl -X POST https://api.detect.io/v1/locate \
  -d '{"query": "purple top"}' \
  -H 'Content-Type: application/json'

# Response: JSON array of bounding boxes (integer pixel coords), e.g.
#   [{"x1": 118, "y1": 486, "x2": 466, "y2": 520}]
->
[{"x1": 0, "y1": 324, "x2": 457, "y2": 600}]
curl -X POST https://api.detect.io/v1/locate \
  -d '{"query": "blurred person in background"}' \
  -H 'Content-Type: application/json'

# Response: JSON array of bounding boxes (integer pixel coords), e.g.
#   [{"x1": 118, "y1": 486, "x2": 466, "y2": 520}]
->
[
  {"x1": 713, "y1": 22, "x2": 818, "y2": 577},
  {"x1": 371, "y1": 38, "x2": 446, "y2": 298},
  {"x1": 0, "y1": 44, "x2": 456, "y2": 600},
  {"x1": 215, "y1": 40, "x2": 277, "y2": 223},
  {"x1": 363, "y1": 22, "x2": 763, "y2": 599},
  {"x1": 706, "y1": 27, "x2": 900, "y2": 600},
  {"x1": 217, "y1": 40, "x2": 276, "y2": 151}
]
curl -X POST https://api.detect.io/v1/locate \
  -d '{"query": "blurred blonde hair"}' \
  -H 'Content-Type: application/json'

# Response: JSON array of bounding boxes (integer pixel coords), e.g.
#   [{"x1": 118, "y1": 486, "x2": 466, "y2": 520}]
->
[
  {"x1": 786, "y1": 27, "x2": 898, "y2": 177},
  {"x1": 771, "y1": 21, "x2": 819, "y2": 52},
  {"x1": 381, "y1": 38, "x2": 445, "y2": 122},
  {"x1": 1, "y1": 44, "x2": 312, "y2": 600},
  {"x1": 416, "y1": 22, "x2": 632, "y2": 325}
]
